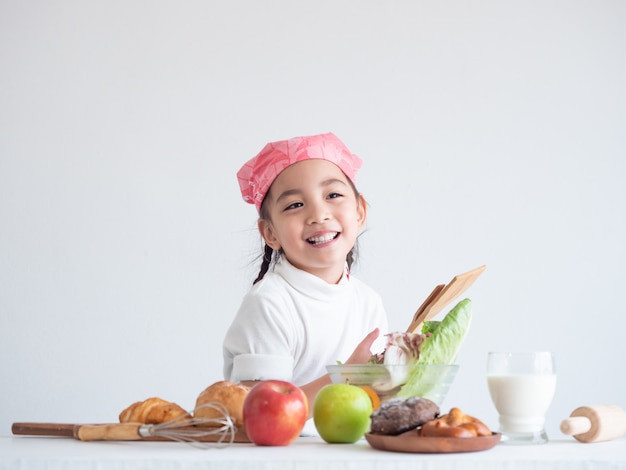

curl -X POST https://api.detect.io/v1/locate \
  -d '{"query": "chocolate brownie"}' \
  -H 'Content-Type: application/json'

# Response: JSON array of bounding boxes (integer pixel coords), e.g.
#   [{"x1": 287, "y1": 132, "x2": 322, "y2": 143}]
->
[{"x1": 370, "y1": 397, "x2": 440, "y2": 435}]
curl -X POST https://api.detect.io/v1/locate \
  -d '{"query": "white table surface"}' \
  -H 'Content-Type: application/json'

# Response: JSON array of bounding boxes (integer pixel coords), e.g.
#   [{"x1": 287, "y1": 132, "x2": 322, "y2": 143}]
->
[{"x1": 2, "y1": 435, "x2": 626, "y2": 470}]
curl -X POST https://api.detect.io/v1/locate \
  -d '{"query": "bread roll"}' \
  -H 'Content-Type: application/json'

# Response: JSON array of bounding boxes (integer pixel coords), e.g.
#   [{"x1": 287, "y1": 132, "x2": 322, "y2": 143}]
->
[
  {"x1": 419, "y1": 407, "x2": 491, "y2": 438},
  {"x1": 119, "y1": 397, "x2": 189, "y2": 424},
  {"x1": 194, "y1": 381, "x2": 250, "y2": 427}
]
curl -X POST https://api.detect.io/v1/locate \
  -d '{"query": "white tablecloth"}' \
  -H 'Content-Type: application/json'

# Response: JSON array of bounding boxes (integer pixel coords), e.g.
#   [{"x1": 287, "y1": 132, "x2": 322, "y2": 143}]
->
[{"x1": 2, "y1": 435, "x2": 626, "y2": 470}]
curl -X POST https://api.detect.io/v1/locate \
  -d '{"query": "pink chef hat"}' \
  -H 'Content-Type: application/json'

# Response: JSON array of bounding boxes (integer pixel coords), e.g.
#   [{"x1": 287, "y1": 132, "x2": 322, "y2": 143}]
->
[{"x1": 237, "y1": 132, "x2": 363, "y2": 212}]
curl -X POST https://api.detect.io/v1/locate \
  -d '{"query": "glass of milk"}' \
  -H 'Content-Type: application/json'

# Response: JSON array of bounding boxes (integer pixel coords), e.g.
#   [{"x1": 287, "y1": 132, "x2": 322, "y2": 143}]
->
[{"x1": 487, "y1": 351, "x2": 556, "y2": 444}]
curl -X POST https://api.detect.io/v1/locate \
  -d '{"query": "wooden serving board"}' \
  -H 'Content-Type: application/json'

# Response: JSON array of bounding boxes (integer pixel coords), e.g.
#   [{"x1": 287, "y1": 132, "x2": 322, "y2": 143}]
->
[
  {"x1": 12, "y1": 422, "x2": 251, "y2": 443},
  {"x1": 365, "y1": 430, "x2": 501, "y2": 453}
]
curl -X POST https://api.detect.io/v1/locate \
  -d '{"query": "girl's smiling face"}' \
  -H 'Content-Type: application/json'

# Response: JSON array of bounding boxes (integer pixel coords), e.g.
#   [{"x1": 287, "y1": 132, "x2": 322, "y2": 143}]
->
[{"x1": 258, "y1": 159, "x2": 366, "y2": 284}]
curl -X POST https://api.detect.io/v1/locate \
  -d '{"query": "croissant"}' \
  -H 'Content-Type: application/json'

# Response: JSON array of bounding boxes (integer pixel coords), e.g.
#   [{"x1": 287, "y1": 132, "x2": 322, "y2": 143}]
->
[{"x1": 119, "y1": 397, "x2": 190, "y2": 425}]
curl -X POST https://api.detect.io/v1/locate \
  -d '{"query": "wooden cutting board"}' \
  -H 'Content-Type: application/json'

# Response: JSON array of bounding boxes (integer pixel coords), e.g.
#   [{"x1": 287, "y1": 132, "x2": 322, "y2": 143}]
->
[{"x1": 406, "y1": 264, "x2": 486, "y2": 334}]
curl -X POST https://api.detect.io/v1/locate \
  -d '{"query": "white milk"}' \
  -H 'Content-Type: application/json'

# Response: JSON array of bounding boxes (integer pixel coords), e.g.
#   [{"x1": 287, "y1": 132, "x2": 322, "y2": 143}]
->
[{"x1": 487, "y1": 374, "x2": 557, "y2": 433}]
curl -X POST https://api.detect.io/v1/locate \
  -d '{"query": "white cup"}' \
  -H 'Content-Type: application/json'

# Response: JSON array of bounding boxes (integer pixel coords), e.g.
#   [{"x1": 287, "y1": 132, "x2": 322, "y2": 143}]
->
[
  {"x1": 487, "y1": 351, "x2": 556, "y2": 445},
  {"x1": 232, "y1": 354, "x2": 293, "y2": 382}
]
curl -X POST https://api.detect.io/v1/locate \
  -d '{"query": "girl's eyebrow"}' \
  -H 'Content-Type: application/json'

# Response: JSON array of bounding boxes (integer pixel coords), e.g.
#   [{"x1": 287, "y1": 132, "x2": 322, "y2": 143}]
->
[
  {"x1": 275, "y1": 188, "x2": 302, "y2": 204},
  {"x1": 275, "y1": 178, "x2": 347, "y2": 204}
]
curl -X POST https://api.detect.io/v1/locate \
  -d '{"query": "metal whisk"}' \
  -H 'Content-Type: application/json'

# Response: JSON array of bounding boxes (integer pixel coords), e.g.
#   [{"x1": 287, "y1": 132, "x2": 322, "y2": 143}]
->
[
  {"x1": 12, "y1": 402, "x2": 244, "y2": 448},
  {"x1": 138, "y1": 402, "x2": 238, "y2": 447}
]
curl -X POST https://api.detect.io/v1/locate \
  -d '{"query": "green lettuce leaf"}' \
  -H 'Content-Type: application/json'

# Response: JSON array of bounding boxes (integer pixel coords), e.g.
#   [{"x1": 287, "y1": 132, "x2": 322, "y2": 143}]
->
[
  {"x1": 396, "y1": 298, "x2": 472, "y2": 399},
  {"x1": 418, "y1": 298, "x2": 472, "y2": 365},
  {"x1": 421, "y1": 320, "x2": 442, "y2": 336}
]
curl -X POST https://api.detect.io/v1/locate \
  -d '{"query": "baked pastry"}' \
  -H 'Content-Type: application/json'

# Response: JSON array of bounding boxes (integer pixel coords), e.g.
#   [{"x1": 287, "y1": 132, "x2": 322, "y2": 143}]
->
[
  {"x1": 119, "y1": 397, "x2": 189, "y2": 424},
  {"x1": 194, "y1": 381, "x2": 250, "y2": 427},
  {"x1": 370, "y1": 396, "x2": 440, "y2": 435},
  {"x1": 419, "y1": 407, "x2": 491, "y2": 438}
]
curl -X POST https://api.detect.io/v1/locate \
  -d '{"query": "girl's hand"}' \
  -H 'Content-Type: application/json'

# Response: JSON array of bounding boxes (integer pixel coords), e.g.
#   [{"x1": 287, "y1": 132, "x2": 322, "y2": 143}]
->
[
  {"x1": 345, "y1": 328, "x2": 380, "y2": 364},
  {"x1": 301, "y1": 328, "x2": 381, "y2": 417}
]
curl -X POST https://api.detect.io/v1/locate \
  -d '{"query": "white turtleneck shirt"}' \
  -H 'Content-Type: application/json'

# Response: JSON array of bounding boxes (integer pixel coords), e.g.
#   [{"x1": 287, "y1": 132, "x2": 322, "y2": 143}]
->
[{"x1": 222, "y1": 256, "x2": 388, "y2": 386}]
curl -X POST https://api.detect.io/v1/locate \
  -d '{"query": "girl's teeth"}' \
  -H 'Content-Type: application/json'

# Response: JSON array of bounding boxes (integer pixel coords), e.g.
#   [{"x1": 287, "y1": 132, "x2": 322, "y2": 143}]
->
[{"x1": 308, "y1": 232, "x2": 338, "y2": 245}]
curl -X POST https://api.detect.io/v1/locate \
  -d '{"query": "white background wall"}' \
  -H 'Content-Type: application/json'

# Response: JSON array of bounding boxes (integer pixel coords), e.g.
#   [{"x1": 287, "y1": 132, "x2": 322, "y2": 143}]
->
[{"x1": 1, "y1": 1, "x2": 625, "y2": 439}]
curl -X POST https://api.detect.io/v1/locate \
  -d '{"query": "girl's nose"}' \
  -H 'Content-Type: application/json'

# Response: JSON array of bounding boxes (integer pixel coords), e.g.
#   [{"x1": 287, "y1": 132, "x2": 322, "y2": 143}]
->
[{"x1": 306, "y1": 202, "x2": 331, "y2": 224}]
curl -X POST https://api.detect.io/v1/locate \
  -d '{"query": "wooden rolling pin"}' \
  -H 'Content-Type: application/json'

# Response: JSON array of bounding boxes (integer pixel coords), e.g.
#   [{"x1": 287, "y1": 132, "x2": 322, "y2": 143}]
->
[{"x1": 560, "y1": 405, "x2": 626, "y2": 443}]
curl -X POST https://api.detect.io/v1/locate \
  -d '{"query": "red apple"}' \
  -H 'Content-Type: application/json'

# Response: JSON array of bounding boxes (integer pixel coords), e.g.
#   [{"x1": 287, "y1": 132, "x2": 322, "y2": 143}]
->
[{"x1": 243, "y1": 380, "x2": 308, "y2": 446}]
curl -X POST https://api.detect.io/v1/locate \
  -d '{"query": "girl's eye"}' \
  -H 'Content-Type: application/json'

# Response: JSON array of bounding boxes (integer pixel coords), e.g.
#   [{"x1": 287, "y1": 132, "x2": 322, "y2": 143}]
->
[
  {"x1": 284, "y1": 202, "x2": 303, "y2": 211},
  {"x1": 327, "y1": 192, "x2": 343, "y2": 199}
]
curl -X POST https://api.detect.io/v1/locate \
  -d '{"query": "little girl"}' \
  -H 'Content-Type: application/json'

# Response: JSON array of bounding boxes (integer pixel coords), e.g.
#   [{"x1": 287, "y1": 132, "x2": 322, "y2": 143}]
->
[{"x1": 222, "y1": 132, "x2": 389, "y2": 410}]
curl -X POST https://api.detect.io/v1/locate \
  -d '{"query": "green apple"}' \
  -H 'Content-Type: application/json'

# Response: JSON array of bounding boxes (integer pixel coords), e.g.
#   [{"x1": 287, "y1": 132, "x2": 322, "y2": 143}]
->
[{"x1": 313, "y1": 383, "x2": 373, "y2": 443}]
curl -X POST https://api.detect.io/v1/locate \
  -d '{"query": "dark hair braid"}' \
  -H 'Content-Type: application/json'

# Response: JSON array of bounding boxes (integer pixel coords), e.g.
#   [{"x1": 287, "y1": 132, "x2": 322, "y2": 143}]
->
[
  {"x1": 346, "y1": 248, "x2": 355, "y2": 271},
  {"x1": 253, "y1": 244, "x2": 274, "y2": 285}
]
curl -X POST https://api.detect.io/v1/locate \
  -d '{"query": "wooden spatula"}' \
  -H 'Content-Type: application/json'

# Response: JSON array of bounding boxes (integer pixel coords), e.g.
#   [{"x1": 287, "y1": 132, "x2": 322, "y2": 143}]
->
[
  {"x1": 406, "y1": 264, "x2": 486, "y2": 334},
  {"x1": 406, "y1": 283, "x2": 445, "y2": 334}
]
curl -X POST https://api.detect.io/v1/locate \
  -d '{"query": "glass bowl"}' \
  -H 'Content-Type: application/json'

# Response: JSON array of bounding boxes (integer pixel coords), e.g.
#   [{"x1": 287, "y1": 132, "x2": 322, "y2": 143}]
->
[{"x1": 326, "y1": 363, "x2": 459, "y2": 406}]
